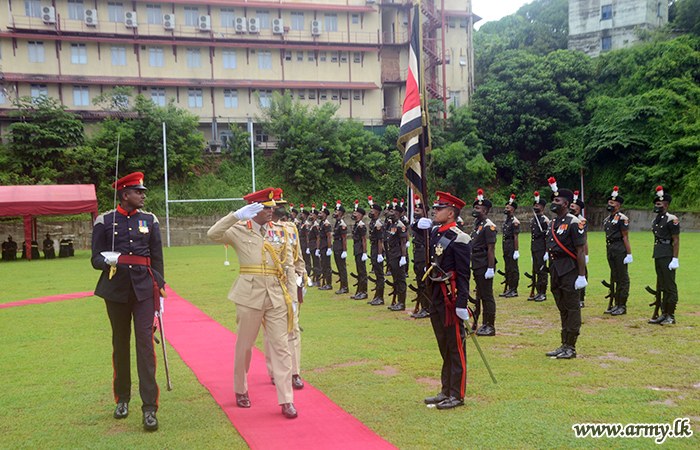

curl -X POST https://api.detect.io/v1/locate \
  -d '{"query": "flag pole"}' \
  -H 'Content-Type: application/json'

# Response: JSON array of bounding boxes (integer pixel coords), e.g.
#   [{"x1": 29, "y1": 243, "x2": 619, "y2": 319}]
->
[{"x1": 417, "y1": 1, "x2": 431, "y2": 276}]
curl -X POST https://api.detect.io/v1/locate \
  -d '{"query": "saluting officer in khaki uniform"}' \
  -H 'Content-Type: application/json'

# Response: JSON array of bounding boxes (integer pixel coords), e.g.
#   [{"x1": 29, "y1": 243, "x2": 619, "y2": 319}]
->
[{"x1": 207, "y1": 187, "x2": 301, "y2": 419}]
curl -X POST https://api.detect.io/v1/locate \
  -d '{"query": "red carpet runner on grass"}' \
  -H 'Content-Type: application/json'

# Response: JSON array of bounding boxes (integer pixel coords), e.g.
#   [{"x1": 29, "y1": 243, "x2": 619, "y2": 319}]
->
[
  {"x1": 0, "y1": 291, "x2": 94, "y2": 309},
  {"x1": 162, "y1": 285, "x2": 398, "y2": 450}
]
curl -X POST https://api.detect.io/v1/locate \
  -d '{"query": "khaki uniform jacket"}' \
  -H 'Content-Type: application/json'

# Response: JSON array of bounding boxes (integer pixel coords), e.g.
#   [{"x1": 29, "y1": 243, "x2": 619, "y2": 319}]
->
[{"x1": 207, "y1": 212, "x2": 305, "y2": 310}]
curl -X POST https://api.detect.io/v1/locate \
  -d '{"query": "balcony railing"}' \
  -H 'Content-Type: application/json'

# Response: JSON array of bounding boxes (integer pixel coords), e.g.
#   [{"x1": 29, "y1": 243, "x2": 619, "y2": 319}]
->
[{"x1": 381, "y1": 68, "x2": 407, "y2": 83}]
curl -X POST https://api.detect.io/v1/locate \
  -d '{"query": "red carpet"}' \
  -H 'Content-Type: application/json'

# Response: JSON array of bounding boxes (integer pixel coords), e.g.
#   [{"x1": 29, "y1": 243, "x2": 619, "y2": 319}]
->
[
  {"x1": 0, "y1": 291, "x2": 94, "y2": 309},
  {"x1": 162, "y1": 285, "x2": 398, "y2": 450}
]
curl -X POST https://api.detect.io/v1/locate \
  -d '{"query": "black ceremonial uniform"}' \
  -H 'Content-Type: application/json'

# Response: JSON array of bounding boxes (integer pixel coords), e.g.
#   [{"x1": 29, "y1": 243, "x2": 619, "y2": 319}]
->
[
  {"x1": 333, "y1": 219, "x2": 349, "y2": 291},
  {"x1": 369, "y1": 218, "x2": 385, "y2": 301},
  {"x1": 428, "y1": 222, "x2": 471, "y2": 401},
  {"x1": 470, "y1": 218, "x2": 497, "y2": 325},
  {"x1": 412, "y1": 218, "x2": 428, "y2": 312},
  {"x1": 576, "y1": 214, "x2": 588, "y2": 307},
  {"x1": 502, "y1": 214, "x2": 520, "y2": 293},
  {"x1": 530, "y1": 214, "x2": 550, "y2": 299},
  {"x1": 319, "y1": 219, "x2": 333, "y2": 286},
  {"x1": 652, "y1": 212, "x2": 680, "y2": 313},
  {"x1": 386, "y1": 218, "x2": 407, "y2": 303},
  {"x1": 352, "y1": 219, "x2": 368, "y2": 295},
  {"x1": 308, "y1": 220, "x2": 320, "y2": 284},
  {"x1": 605, "y1": 212, "x2": 630, "y2": 307},
  {"x1": 456, "y1": 216, "x2": 465, "y2": 231},
  {"x1": 547, "y1": 213, "x2": 586, "y2": 349},
  {"x1": 299, "y1": 219, "x2": 311, "y2": 275},
  {"x1": 43, "y1": 236, "x2": 56, "y2": 259},
  {"x1": 91, "y1": 206, "x2": 164, "y2": 413}
]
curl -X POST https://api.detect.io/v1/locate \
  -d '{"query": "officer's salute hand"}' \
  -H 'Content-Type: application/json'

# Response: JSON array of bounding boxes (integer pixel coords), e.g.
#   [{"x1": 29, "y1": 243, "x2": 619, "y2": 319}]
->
[{"x1": 236, "y1": 203, "x2": 264, "y2": 220}]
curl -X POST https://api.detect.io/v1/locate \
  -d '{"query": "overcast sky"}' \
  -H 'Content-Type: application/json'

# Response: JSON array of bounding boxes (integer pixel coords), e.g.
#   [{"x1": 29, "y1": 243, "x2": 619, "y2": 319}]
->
[{"x1": 472, "y1": 0, "x2": 531, "y2": 29}]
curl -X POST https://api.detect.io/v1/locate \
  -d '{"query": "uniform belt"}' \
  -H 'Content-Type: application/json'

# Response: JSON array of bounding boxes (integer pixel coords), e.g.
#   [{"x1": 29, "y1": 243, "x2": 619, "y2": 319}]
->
[
  {"x1": 503, "y1": 236, "x2": 514, "y2": 240},
  {"x1": 117, "y1": 255, "x2": 151, "y2": 266},
  {"x1": 655, "y1": 238, "x2": 671, "y2": 245},
  {"x1": 606, "y1": 237, "x2": 623, "y2": 244},
  {"x1": 472, "y1": 248, "x2": 487, "y2": 254},
  {"x1": 239, "y1": 265, "x2": 282, "y2": 276}
]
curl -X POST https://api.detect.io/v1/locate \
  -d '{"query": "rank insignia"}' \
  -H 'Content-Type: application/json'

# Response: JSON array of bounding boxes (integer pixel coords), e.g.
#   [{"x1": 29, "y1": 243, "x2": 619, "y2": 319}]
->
[
  {"x1": 673, "y1": 219, "x2": 679, "y2": 225},
  {"x1": 436, "y1": 243, "x2": 444, "y2": 256},
  {"x1": 624, "y1": 220, "x2": 629, "y2": 226},
  {"x1": 578, "y1": 222, "x2": 584, "y2": 230},
  {"x1": 490, "y1": 225, "x2": 496, "y2": 231},
  {"x1": 138, "y1": 220, "x2": 149, "y2": 234}
]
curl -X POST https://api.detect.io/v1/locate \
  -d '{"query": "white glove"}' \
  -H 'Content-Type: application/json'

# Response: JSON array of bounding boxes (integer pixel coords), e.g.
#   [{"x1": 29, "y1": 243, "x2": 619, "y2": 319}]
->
[
  {"x1": 485, "y1": 268, "x2": 495, "y2": 279},
  {"x1": 669, "y1": 257, "x2": 679, "y2": 270},
  {"x1": 406, "y1": 241, "x2": 411, "y2": 248},
  {"x1": 341, "y1": 251, "x2": 347, "y2": 259},
  {"x1": 399, "y1": 256, "x2": 407, "y2": 266},
  {"x1": 543, "y1": 252, "x2": 549, "y2": 261},
  {"x1": 513, "y1": 250, "x2": 520, "y2": 260},
  {"x1": 326, "y1": 248, "x2": 332, "y2": 257},
  {"x1": 417, "y1": 217, "x2": 432, "y2": 229},
  {"x1": 159, "y1": 297, "x2": 164, "y2": 314},
  {"x1": 585, "y1": 255, "x2": 589, "y2": 264},
  {"x1": 296, "y1": 275, "x2": 304, "y2": 287},
  {"x1": 377, "y1": 254, "x2": 384, "y2": 263},
  {"x1": 307, "y1": 278, "x2": 313, "y2": 287},
  {"x1": 456, "y1": 308, "x2": 470, "y2": 321},
  {"x1": 574, "y1": 276, "x2": 588, "y2": 290},
  {"x1": 236, "y1": 203, "x2": 264, "y2": 220},
  {"x1": 305, "y1": 248, "x2": 310, "y2": 255},
  {"x1": 102, "y1": 251, "x2": 120, "y2": 267},
  {"x1": 315, "y1": 249, "x2": 320, "y2": 257},
  {"x1": 623, "y1": 254, "x2": 633, "y2": 264},
  {"x1": 361, "y1": 253, "x2": 368, "y2": 261}
]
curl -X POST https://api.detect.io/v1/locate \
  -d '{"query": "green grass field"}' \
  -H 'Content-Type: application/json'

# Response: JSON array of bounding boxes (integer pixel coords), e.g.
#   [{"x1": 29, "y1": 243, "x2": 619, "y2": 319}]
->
[{"x1": 1, "y1": 231, "x2": 699, "y2": 449}]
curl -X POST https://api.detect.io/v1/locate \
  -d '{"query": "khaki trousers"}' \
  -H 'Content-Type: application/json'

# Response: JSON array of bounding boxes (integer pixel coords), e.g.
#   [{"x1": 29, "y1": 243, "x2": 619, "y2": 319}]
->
[{"x1": 264, "y1": 302, "x2": 301, "y2": 377}]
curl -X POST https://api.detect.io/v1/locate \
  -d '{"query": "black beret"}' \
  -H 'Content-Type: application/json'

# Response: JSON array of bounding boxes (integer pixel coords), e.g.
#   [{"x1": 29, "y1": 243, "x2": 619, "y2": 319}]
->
[
  {"x1": 355, "y1": 207, "x2": 366, "y2": 215},
  {"x1": 552, "y1": 188, "x2": 574, "y2": 204},
  {"x1": 371, "y1": 203, "x2": 383, "y2": 212}
]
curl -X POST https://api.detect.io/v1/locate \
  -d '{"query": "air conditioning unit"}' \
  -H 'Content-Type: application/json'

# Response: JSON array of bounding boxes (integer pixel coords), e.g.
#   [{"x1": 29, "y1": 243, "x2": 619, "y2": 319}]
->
[
  {"x1": 311, "y1": 20, "x2": 322, "y2": 36},
  {"x1": 199, "y1": 15, "x2": 211, "y2": 31},
  {"x1": 124, "y1": 11, "x2": 138, "y2": 28},
  {"x1": 207, "y1": 140, "x2": 224, "y2": 153},
  {"x1": 272, "y1": 18, "x2": 284, "y2": 34},
  {"x1": 163, "y1": 14, "x2": 175, "y2": 30},
  {"x1": 234, "y1": 17, "x2": 246, "y2": 33},
  {"x1": 84, "y1": 9, "x2": 98, "y2": 27},
  {"x1": 248, "y1": 18, "x2": 260, "y2": 33},
  {"x1": 42, "y1": 6, "x2": 56, "y2": 24}
]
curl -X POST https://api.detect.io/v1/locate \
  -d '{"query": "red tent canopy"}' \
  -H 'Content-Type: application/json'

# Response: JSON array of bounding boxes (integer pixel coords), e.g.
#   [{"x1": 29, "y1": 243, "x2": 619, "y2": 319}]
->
[{"x1": 0, "y1": 185, "x2": 98, "y2": 260}]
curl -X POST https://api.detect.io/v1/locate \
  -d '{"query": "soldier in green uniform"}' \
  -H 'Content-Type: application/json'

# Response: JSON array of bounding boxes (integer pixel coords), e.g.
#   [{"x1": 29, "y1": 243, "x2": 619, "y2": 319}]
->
[
  {"x1": 570, "y1": 191, "x2": 589, "y2": 308},
  {"x1": 603, "y1": 187, "x2": 633, "y2": 315},
  {"x1": 648, "y1": 186, "x2": 680, "y2": 325},
  {"x1": 500, "y1": 194, "x2": 520, "y2": 298},
  {"x1": 530, "y1": 192, "x2": 549, "y2": 302},
  {"x1": 350, "y1": 200, "x2": 369, "y2": 300},
  {"x1": 410, "y1": 195, "x2": 430, "y2": 319},
  {"x1": 317, "y1": 204, "x2": 333, "y2": 291},
  {"x1": 385, "y1": 202, "x2": 408, "y2": 311},
  {"x1": 470, "y1": 189, "x2": 497, "y2": 336},
  {"x1": 332, "y1": 201, "x2": 349, "y2": 295},
  {"x1": 43, "y1": 233, "x2": 56, "y2": 259},
  {"x1": 307, "y1": 206, "x2": 320, "y2": 286},
  {"x1": 544, "y1": 178, "x2": 587, "y2": 360},
  {"x1": 367, "y1": 197, "x2": 386, "y2": 305},
  {"x1": 298, "y1": 206, "x2": 311, "y2": 277}
]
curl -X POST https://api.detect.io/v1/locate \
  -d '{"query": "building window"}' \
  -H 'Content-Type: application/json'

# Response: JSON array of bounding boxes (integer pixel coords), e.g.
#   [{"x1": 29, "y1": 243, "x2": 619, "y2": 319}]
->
[
  {"x1": 331, "y1": 51, "x2": 338, "y2": 63},
  {"x1": 0, "y1": 91, "x2": 5, "y2": 104},
  {"x1": 188, "y1": 88, "x2": 203, "y2": 107},
  {"x1": 222, "y1": 49, "x2": 237, "y2": 69},
  {"x1": 68, "y1": 0, "x2": 85, "y2": 20},
  {"x1": 31, "y1": 84, "x2": 48, "y2": 100},
  {"x1": 341, "y1": 90, "x2": 348, "y2": 100},
  {"x1": 108, "y1": 2, "x2": 124, "y2": 23},
  {"x1": 308, "y1": 51, "x2": 314, "y2": 62},
  {"x1": 291, "y1": 12, "x2": 304, "y2": 30},
  {"x1": 449, "y1": 17, "x2": 456, "y2": 28},
  {"x1": 450, "y1": 91, "x2": 461, "y2": 108},
  {"x1": 258, "y1": 50, "x2": 272, "y2": 70},
  {"x1": 149, "y1": 46, "x2": 164, "y2": 67},
  {"x1": 353, "y1": 90, "x2": 361, "y2": 101},
  {"x1": 151, "y1": 87, "x2": 166, "y2": 106},
  {"x1": 258, "y1": 89, "x2": 272, "y2": 108},
  {"x1": 298, "y1": 89, "x2": 305, "y2": 99},
  {"x1": 221, "y1": 8, "x2": 235, "y2": 28},
  {"x1": 459, "y1": 55, "x2": 467, "y2": 66},
  {"x1": 186, "y1": 48, "x2": 201, "y2": 68},
  {"x1": 256, "y1": 10, "x2": 270, "y2": 29},
  {"x1": 352, "y1": 14, "x2": 359, "y2": 25},
  {"x1": 602, "y1": 36, "x2": 612, "y2": 51},
  {"x1": 308, "y1": 90, "x2": 316, "y2": 100},
  {"x1": 255, "y1": 128, "x2": 269, "y2": 142},
  {"x1": 224, "y1": 89, "x2": 238, "y2": 108},
  {"x1": 340, "y1": 52, "x2": 347, "y2": 63},
  {"x1": 146, "y1": 4, "x2": 162, "y2": 25},
  {"x1": 297, "y1": 51, "x2": 303, "y2": 62},
  {"x1": 285, "y1": 50, "x2": 292, "y2": 62},
  {"x1": 28, "y1": 41, "x2": 45, "y2": 63},
  {"x1": 353, "y1": 52, "x2": 361, "y2": 63},
  {"x1": 319, "y1": 52, "x2": 327, "y2": 62},
  {"x1": 73, "y1": 85, "x2": 90, "y2": 106},
  {"x1": 111, "y1": 46, "x2": 126, "y2": 65},
  {"x1": 25, "y1": 0, "x2": 42, "y2": 17},
  {"x1": 460, "y1": 18, "x2": 468, "y2": 28},
  {"x1": 601, "y1": 5, "x2": 612, "y2": 20},
  {"x1": 331, "y1": 90, "x2": 339, "y2": 100},
  {"x1": 70, "y1": 43, "x2": 87, "y2": 64},
  {"x1": 319, "y1": 90, "x2": 327, "y2": 100},
  {"x1": 324, "y1": 14, "x2": 338, "y2": 32},
  {"x1": 184, "y1": 7, "x2": 199, "y2": 26}
]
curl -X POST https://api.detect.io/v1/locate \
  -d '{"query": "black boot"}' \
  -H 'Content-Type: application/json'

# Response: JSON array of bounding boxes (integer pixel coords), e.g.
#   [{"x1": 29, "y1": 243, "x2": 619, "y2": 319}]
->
[
  {"x1": 546, "y1": 331, "x2": 567, "y2": 357},
  {"x1": 389, "y1": 293, "x2": 406, "y2": 311},
  {"x1": 649, "y1": 302, "x2": 667, "y2": 324},
  {"x1": 611, "y1": 296, "x2": 627, "y2": 315},
  {"x1": 499, "y1": 289, "x2": 510, "y2": 298},
  {"x1": 476, "y1": 315, "x2": 496, "y2": 336},
  {"x1": 354, "y1": 291, "x2": 368, "y2": 300},
  {"x1": 505, "y1": 288, "x2": 518, "y2": 298},
  {"x1": 556, "y1": 334, "x2": 577, "y2": 359},
  {"x1": 660, "y1": 303, "x2": 676, "y2": 325}
]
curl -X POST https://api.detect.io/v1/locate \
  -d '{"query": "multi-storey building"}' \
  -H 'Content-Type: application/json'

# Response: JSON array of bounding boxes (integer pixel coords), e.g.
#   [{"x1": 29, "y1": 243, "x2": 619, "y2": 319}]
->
[
  {"x1": 0, "y1": 0, "x2": 477, "y2": 149},
  {"x1": 568, "y1": 0, "x2": 668, "y2": 57}
]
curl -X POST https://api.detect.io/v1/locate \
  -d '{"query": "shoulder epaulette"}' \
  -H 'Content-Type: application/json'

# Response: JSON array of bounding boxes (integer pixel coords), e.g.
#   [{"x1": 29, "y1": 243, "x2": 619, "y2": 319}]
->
[
  {"x1": 666, "y1": 213, "x2": 679, "y2": 221},
  {"x1": 513, "y1": 217, "x2": 520, "y2": 226},
  {"x1": 452, "y1": 227, "x2": 472, "y2": 245},
  {"x1": 618, "y1": 213, "x2": 629, "y2": 221}
]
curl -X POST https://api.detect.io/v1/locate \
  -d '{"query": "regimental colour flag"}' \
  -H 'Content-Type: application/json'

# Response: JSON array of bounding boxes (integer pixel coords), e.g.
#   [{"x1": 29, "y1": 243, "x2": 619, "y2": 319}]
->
[{"x1": 396, "y1": 5, "x2": 425, "y2": 200}]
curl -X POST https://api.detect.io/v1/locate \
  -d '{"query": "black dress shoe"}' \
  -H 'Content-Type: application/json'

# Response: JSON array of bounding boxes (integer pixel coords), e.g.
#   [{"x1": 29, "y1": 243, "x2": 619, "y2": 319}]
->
[
  {"x1": 546, "y1": 344, "x2": 566, "y2": 357},
  {"x1": 143, "y1": 411, "x2": 158, "y2": 431},
  {"x1": 292, "y1": 375, "x2": 304, "y2": 390},
  {"x1": 424, "y1": 392, "x2": 449, "y2": 404},
  {"x1": 236, "y1": 392, "x2": 251, "y2": 408},
  {"x1": 335, "y1": 287, "x2": 349, "y2": 294},
  {"x1": 660, "y1": 314, "x2": 675, "y2": 325},
  {"x1": 370, "y1": 298, "x2": 384, "y2": 305},
  {"x1": 413, "y1": 309, "x2": 430, "y2": 319},
  {"x1": 527, "y1": 294, "x2": 536, "y2": 301},
  {"x1": 498, "y1": 290, "x2": 509, "y2": 297},
  {"x1": 436, "y1": 396, "x2": 464, "y2": 410},
  {"x1": 354, "y1": 292, "x2": 368, "y2": 300},
  {"x1": 611, "y1": 305, "x2": 626, "y2": 315},
  {"x1": 319, "y1": 284, "x2": 332, "y2": 291},
  {"x1": 476, "y1": 323, "x2": 495, "y2": 336},
  {"x1": 113, "y1": 402, "x2": 128, "y2": 419},
  {"x1": 604, "y1": 305, "x2": 618, "y2": 314},
  {"x1": 534, "y1": 294, "x2": 546, "y2": 302},
  {"x1": 556, "y1": 345, "x2": 577, "y2": 359},
  {"x1": 389, "y1": 302, "x2": 405, "y2": 311},
  {"x1": 649, "y1": 313, "x2": 667, "y2": 324},
  {"x1": 281, "y1": 403, "x2": 298, "y2": 419},
  {"x1": 505, "y1": 290, "x2": 518, "y2": 298}
]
